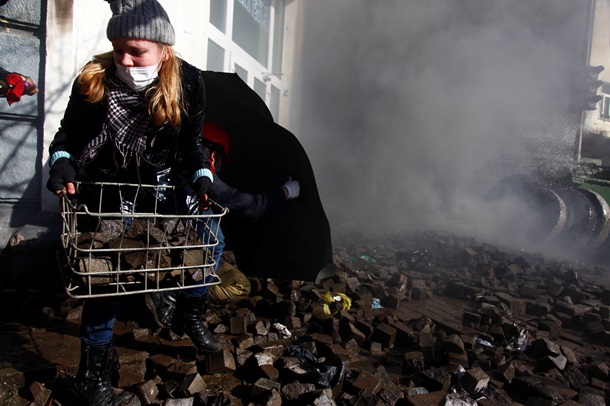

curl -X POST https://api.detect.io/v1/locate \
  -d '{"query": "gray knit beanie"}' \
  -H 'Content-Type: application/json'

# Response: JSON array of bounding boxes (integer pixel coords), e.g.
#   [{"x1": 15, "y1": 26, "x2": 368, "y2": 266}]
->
[{"x1": 106, "y1": 0, "x2": 175, "y2": 45}]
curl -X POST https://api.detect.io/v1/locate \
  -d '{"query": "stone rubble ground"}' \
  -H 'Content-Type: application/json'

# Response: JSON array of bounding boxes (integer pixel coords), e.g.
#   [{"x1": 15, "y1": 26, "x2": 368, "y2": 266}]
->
[{"x1": 1, "y1": 229, "x2": 610, "y2": 405}]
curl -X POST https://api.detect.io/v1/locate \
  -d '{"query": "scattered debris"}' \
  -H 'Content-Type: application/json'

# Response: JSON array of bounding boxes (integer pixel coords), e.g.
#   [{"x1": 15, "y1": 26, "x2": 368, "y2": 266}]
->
[{"x1": 2, "y1": 230, "x2": 610, "y2": 405}]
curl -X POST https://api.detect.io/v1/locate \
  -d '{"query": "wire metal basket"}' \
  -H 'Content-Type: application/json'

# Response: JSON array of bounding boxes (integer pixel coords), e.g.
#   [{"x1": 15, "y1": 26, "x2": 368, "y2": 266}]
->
[{"x1": 57, "y1": 181, "x2": 227, "y2": 298}]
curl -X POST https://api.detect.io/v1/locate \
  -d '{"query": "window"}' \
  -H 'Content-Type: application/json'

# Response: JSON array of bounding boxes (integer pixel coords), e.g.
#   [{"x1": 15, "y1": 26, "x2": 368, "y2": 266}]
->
[
  {"x1": 270, "y1": 85, "x2": 280, "y2": 121},
  {"x1": 210, "y1": 1, "x2": 228, "y2": 33},
  {"x1": 271, "y1": 0, "x2": 285, "y2": 76},
  {"x1": 234, "y1": 64, "x2": 248, "y2": 82},
  {"x1": 601, "y1": 83, "x2": 610, "y2": 120},
  {"x1": 207, "y1": 39, "x2": 225, "y2": 71},
  {"x1": 601, "y1": 94, "x2": 610, "y2": 120},
  {"x1": 253, "y1": 77, "x2": 266, "y2": 102},
  {"x1": 207, "y1": 0, "x2": 287, "y2": 123},
  {"x1": 232, "y1": 0, "x2": 271, "y2": 66}
]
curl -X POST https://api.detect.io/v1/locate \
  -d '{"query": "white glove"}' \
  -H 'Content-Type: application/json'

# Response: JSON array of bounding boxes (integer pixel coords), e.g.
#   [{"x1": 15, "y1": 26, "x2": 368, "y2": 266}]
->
[{"x1": 283, "y1": 177, "x2": 300, "y2": 199}]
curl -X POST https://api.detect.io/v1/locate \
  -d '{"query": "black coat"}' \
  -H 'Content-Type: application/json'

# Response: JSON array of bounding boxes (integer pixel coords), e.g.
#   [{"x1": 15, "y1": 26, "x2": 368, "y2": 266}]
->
[{"x1": 201, "y1": 71, "x2": 333, "y2": 281}]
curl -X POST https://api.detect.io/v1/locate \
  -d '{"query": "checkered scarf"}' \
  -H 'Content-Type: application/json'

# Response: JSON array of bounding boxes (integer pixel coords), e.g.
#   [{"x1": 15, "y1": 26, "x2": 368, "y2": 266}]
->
[{"x1": 77, "y1": 80, "x2": 154, "y2": 168}]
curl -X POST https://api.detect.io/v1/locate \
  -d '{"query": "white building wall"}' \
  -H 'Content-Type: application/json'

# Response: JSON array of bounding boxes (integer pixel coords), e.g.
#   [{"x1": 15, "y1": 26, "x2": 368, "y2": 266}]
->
[{"x1": 43, "y1": 0, "x2": 111, "y2": 211}]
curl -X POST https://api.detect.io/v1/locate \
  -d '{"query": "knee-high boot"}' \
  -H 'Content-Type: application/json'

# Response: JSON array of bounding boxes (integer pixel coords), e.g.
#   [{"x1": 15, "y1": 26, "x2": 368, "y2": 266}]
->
[
  {"x1": 174, "y1": 294, "x2": 222, "y2": 353},
  {"x1": 73, "y1": 343, "x2": 117, "y2": 406}
]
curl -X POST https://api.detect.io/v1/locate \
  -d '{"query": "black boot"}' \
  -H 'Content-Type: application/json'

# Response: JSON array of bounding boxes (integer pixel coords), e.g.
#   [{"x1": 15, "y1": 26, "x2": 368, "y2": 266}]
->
[
  {"x1": 73, "y1": 343, "x2": 117, "y2": 406},
  {"x1": 145, "y1": 290, "x2": 177, "y2": 329},
  {"x1": 174, "y1": 294, "x2": 222, "y2": 353}
]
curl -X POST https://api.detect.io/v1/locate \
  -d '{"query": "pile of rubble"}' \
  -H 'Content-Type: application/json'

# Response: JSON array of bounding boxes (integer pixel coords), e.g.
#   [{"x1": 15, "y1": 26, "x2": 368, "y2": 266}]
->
[{"x1": 5, "y1": 230, "x2": 610, "y2": 405}]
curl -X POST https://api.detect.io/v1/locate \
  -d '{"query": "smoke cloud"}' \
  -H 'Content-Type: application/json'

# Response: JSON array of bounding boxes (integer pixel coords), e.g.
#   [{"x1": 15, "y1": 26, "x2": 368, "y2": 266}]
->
[{"x1": 299, "y1": 0, "x2": 590, "y2": 257}]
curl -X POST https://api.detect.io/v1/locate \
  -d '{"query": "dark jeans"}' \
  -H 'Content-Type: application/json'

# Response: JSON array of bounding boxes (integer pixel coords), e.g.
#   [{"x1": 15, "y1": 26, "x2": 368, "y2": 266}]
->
[
  {"x1": 183, "y1": 210, "x2": 225, "y2": 297},
  {"x1": 80, "y1": 296, "x2": 119, "y2": 346}
]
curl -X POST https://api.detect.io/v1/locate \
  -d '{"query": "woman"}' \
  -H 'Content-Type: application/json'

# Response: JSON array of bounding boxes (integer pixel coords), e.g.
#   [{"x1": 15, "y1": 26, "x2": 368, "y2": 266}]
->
[{"x1": 46, "y1": 1, "x2": 214, "y2": 404}]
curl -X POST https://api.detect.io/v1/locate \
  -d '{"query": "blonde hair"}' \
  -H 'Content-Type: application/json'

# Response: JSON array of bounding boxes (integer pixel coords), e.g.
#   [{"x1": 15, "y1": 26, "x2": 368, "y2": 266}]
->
[{"x1": 77, "y1": 46, "x2": 183, "y2": 127}]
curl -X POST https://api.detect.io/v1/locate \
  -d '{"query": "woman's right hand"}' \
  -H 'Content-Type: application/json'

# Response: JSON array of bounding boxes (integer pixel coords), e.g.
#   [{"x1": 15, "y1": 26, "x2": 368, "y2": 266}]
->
[{"x1": 47, "y1": 158, "x2": 76, "y2": 196}]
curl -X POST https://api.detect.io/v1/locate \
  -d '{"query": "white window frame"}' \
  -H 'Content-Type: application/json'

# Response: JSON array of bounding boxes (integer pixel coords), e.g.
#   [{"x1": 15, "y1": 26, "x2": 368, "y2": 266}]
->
[{"x1": 206, "y1": 0, "x2": 284, "y2": 119}]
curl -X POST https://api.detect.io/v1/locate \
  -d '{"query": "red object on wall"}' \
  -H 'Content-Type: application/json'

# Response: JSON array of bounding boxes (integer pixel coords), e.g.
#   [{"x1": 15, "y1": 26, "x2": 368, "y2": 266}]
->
[{"x1": 4, "y1": 73, "x2": 25, "y2": 105}]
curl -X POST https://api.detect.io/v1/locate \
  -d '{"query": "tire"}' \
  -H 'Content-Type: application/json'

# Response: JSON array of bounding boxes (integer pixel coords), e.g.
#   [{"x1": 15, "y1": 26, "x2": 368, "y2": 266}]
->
[
  {"x1": 577, "y1": 187, "x2": 610, "y2": 247},
  {"x1": 555, "y1": 188, "x2": 598, "y2": 247},
  {"x1": 485, "y1": 174, "x2": 566, "y2": 241}
]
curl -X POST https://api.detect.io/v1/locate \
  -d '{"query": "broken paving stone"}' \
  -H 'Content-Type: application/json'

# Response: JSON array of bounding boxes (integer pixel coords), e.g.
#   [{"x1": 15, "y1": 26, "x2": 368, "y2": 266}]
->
[
  {"x1": 447, "y1": 351, "x2": 469, "y2": 368},
  {"x1": 281, "y1": 382, "x2": 316, "y2": 401},
  {"x1": 148, "y1": 353, "x2": 178, "y2": 371},
  {"x1": 235, "y1": 348, "x2": 253, "y2": 367},
  {"x1": 370, "y1": 322, "x2": 396, "y2": 348},
  {"x1": 296, "y1": 388, "x2": 335, "y2": 406},
  {"x1": 164, "y1": 398, "x2": 195, "y2": 406},
  {"x1": 28, "y1": 382, "x2": 51, "y2": 406},
  {"x1": 588, "y1": 362, "x2": 610, "y2": 380},
  {"x1": 252, "y1": 388, "x2": 282, "y2": 406},
  {"x1": 116, "y1": 348, "x2": 149, "y2": 388},
  {"x1": 166, "y1": 360, "x2": 198, "y2": 381},
  {"x1": 75, "y1": 256, "x2": 114, "y2": 275},
  {"x1": 135, "y1": 380, "x2": 159, "y2": 405},
  {"x1": 537, "y1": 353, "x2": 568, "y2": 372},
  {"x1": 460, "y1": 367, "x2": 490, "y2": 394},
  {"x1": 378, "y1": 385, "x2": 404, "y2": 405},
  {"x1": 418, "y1": 331, "x2": 435, "y2": 361},
  {"x1": 405, "y1": 390, "x2": 448, "y2": 406},
  {"x1": 590, "y1": 376, "x2": 609, "y2": 392},
  {"x1": 339, "y1": 319, "x2": 367, "y2": 347},
  {"x1": 444, "y1": 333, "x2": 465, "y2": 354},
  {"x1": 577, "y1": 386, "x2": 606, "y2": 405},
  {"x1": 528, "y1": 338, "x2": 562, "y2": 358},
  {"x1": 205, "y1": 350, "x2": 236, "y2": 374},
  {"x1": 531, "y1": 382, "x2": 567, "y2": 404},
  {"x1": 510, "y1": 376, "x2": 544, "y2": 399},
  {"x1": 350, "y1": 370, "x2": 382, "y2": 396},
  {"x1": 175, "y1": 373, "x2": 207, "y2": 398},
  {"x1": 492, "y1": 362, "x2": 516, "y2": 384},
  {"x1": 403, "y1": 351, "x2": 426, "y2": 375},
  {"x1": 420, "y1": 367, "x2": 452, "y2": 392},
  {"x1": 251, "y1": 377, "x2": 282, "y2": 397}
]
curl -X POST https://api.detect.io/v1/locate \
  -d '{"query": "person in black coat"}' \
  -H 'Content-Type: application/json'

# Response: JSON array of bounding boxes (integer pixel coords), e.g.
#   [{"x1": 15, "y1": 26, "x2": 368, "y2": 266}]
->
[{"x1": 145, "y1": 120, "x2": 300, "y2": 331}]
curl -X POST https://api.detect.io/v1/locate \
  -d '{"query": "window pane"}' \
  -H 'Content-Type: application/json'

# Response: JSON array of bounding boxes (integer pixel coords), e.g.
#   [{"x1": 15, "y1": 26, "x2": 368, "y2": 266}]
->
[
  {"x1": 210, "y1": 1, "x2": 227, "y2": 32},
  {"x1": 253, "y1": 77, "x2": 266, "y2": 104},
  {"x1": 602, "y1": 95, "x2": 610, "y2": 119},
  {"x1": 272, "y1": 0, "x2": 285, "y2": 76},
  {"x1": 207, "y1": 39, "x2": 225, "y2": 72},
  {"x1": 270, "y1": 85, "x2": 280, "y2": 122},
  {"x1": 234, "y1": 64, "x2": 248, "y2": 83},
  {"x1": 232, "y1": 0, "x2": 270, "y2": 66}
]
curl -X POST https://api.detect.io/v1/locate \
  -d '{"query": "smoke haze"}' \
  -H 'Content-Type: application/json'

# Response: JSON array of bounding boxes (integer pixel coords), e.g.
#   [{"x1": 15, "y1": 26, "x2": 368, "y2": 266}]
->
[{"x1": 299, "y1": 0, "x2": 590, "y2": 256}]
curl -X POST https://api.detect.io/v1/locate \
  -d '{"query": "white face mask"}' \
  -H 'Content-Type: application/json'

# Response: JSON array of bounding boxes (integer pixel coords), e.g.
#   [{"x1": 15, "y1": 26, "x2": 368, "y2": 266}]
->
[{"x1": 115, "y1": 52, "x2": 164, "y2": 92}]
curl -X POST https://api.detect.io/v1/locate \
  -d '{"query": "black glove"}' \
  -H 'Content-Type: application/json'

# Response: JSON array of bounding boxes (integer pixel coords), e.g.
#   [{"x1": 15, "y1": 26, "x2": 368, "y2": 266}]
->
[
  {"x1": 47, "y1": 158, "x2": 76, "y2": 193},
  {"x1": 192, "y1": 176, "x2": 212, "y2": 197}
]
